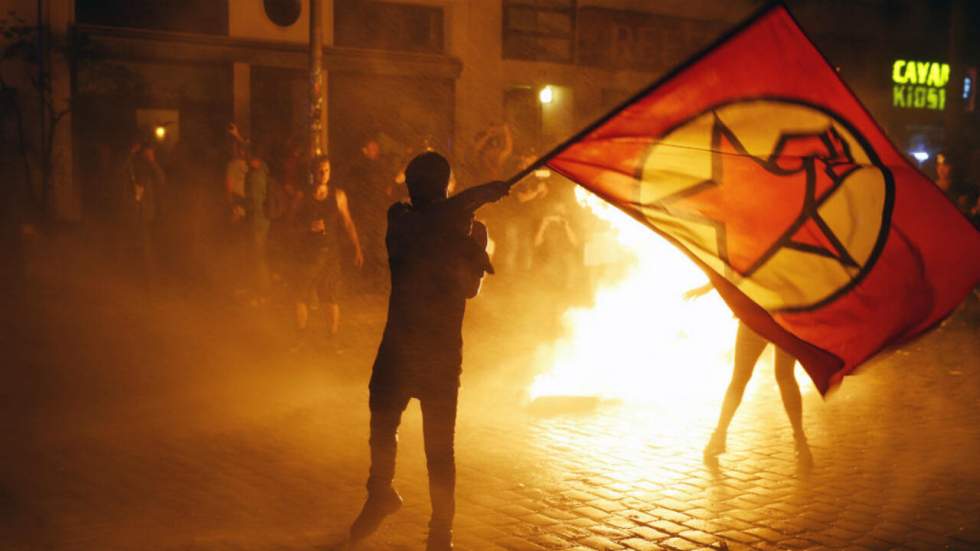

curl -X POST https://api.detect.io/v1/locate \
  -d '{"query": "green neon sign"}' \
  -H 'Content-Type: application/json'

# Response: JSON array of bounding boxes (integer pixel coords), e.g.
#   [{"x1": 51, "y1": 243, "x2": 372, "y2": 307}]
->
[{"x1": 892, "y1": 59, "x2": 950, "y2": 110}]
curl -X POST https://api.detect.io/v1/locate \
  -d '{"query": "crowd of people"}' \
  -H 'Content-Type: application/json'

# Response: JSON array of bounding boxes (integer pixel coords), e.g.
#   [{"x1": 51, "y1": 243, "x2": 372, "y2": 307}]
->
[{"x1": 106, "y1": 121, "x2": 609, "y2": 348}]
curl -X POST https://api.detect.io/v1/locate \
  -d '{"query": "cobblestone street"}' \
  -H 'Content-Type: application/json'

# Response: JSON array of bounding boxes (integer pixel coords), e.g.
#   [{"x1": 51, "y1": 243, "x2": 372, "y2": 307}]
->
[
  {"x1": 3, "y1": 263, "x2": 979, "y2": 551},
  {"x1": 4, "y1": 1, "x2": 980, "y2": 548}
]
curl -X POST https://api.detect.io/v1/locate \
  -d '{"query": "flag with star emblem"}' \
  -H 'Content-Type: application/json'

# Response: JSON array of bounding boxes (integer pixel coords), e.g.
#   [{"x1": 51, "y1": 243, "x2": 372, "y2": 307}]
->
[{"x1": 537, "y1": 3, "x2": 980, "y2": 394}]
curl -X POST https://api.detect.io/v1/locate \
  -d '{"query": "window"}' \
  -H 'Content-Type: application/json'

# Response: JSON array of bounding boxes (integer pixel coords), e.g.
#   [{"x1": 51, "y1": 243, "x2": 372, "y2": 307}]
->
[
  {"x1": 76, "y1": 0, "x2": 229, "y2": 35},
  {"x1": 504, "y1": 86, "x2": 542, "y2": 152},
  {"x1": 576, "y1": 7, "x2": 724, "y2": 71},
  {"x1": 264, "y1": 0, "x2": 301, "y2": 27},
  {"x1": 502, "y1": 0, "x2": 575, "y2": 63},
  {"x1": 334, "y1": 1, "x2": 445, "y2": 54}
]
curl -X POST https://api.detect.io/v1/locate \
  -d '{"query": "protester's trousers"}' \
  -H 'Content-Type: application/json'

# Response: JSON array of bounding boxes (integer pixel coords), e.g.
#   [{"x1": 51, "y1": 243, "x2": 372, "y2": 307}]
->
[{"x1": 367, "y1": 385, "x2": 459, "y2": 529}]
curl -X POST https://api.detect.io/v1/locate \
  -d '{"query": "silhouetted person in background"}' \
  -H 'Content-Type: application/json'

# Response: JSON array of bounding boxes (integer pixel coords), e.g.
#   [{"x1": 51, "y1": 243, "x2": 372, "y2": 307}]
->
[
  {"x1": 245, "y1": 148, "x2": 272, "y2": 302},
  {"x1": 348, "y1": 135, "x2": 390, "y2": 286},
  {"x1": 119, "y1": 141, "x2": 160, "y2": 291},
  {"x1": 686, "y1": 284, "x2": 812, "y2": 469},
  {"x1": 349, "y1": 152, "x2": 508, "y2": 550},
  {"x1": 292, "y1": 155, "x2": 363, "y2": 347}
]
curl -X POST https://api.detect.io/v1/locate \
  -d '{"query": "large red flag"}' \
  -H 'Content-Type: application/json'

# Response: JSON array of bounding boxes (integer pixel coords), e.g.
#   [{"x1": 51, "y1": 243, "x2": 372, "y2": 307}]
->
[{"x1": 537, "y1": 3, "x2": 980, "y2": 394}]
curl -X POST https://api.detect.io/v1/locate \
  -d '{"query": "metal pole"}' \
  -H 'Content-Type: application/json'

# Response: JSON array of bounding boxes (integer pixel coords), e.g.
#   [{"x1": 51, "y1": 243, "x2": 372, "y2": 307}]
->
[
  {"x1": 308, "y1": 0, "x2": 325, "y2": 175},
  {"x1": 37, "y1": 0, "x2": 47, "y2": 215}
]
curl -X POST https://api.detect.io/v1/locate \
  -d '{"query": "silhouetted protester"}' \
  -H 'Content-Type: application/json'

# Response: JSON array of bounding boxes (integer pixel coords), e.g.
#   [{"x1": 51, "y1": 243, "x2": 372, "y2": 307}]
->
[
  {"x1": 245, "y1": 149, "x2": 272, "y2": 302},
  {"x1": 119, "y1": 142, "x2": 158, "y2": 290},
  {"x1": 348, "y1": 135, "x2": 392, "y2": 286},
  {"x1": 225, "y1": 127, "x2": 250, "y2": 297},
  {"x1": 494, "y1": 150, "x2": 548, "y2": 274},
  {"x1": 533, "y1": 201, "x2": 580, "y2": 292},
  {"x1": 269, "y1": 141, "x2": 306, "y2": 281},
  {"x1": 687, "y1": 284, "x2": 813, "y2": 468},
  {"x1": 349, "y1": 152, "x2": 508, "y2": 550},
  {"x1": 472, "y1": 122, "x2": 513, "y2": 181},
  {"x1": 292, "y1": 155, "x2": 363, "y2": 347},
  {"x1": 935, "y1": 152, "x2": 979, "y2": 219}
]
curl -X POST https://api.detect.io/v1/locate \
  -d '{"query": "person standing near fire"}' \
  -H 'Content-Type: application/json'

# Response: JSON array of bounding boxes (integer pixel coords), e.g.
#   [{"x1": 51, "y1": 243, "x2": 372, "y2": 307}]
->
[
  {"x1": 685, "y1": 284, "x2": 813, "y2": 468},
  {"x1": 349, "y1": 152, "x2": 508, "y2": 550}
]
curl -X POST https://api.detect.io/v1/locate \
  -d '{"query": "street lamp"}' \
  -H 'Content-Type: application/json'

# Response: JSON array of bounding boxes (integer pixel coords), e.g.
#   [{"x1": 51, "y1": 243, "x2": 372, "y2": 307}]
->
[{"x1": 539, "y1": 85, "x2": 554, "y2": 104}]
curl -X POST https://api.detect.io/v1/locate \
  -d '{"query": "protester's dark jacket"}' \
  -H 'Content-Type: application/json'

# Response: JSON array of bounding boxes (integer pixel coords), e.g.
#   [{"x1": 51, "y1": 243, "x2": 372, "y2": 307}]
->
[{"x1": 371, "y1": 190, "x2": 496, "y2": 391}]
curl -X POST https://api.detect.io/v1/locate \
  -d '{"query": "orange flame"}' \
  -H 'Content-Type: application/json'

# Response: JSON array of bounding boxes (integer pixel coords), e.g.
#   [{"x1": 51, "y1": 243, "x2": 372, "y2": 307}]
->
[{"x1": 529, "y1": 187, "x2": 749, "y2": 409}]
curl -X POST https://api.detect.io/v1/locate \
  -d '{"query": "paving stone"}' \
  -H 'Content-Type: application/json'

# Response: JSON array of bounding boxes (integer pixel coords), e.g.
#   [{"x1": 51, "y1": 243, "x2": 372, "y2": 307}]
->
[
  {"x1": 660, "y1": 536, "x2": 702, "y2": 550},
  {"x1": 716, "y1": 530, "x2": 760, "y2": 544},
  {"x1": 528, "y1": 533, "x2": 576, "y2": 549},
  {"x1": 743, "y1": 527, "x2": 784, "y2": 543},
  {"x1": 676, "y1": 529, "x2": 717, "y2": 546},
  {"x1": 602, "y1": 515, "x2": 639, "y2": 530},
  {"x1": 576, "y1": 535, "x2": 626, "y2": 550},
  {"x1": 592, "y1": 499, "x2": 630, "y2": 513},
  {"x1": 629, "y1": 525, "x2": 670, "y2": 541},
  {"x1": 622, "y1": 510, "x2": 658, "y2": 525},
  {"x1": 773, "y1": 537, "x2": 817, "y2": 549},
  {"x1": 650, "y1": 519, "x2": 690, "y2": 536},
  {"x1": 542, "y1": 509, "x2": 581, "y2": 522},
  {"x1": 620, "y1": 538, "x2": 667, "y2": 551},
  {"x1": 498, "y1": 536, "x2": 550, "y2": 550},
  {"x1": 574, "y1": 506, "x2": 612, "y2": 521},
  {"x1": 649, "y1": 507, "x2": 692, "y2": 525},
  {"x1": 591, "y1": 525, "x2": 632, "y2": 540}
]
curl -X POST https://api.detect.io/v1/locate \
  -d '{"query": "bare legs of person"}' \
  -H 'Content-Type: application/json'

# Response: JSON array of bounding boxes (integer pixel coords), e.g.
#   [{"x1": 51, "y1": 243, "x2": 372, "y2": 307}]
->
[
  {"x1": 295, "y1": 301, "x2": 309, "y2": 332},
  {"x1": 704, "y1": 322, "x2": 812, "y2": 467},
  {"x1": 291, "y1": 301, "x2": 340, "y2": 351},
  {"x1": 774, "y1": 347, "x2": 813, "y2": 467}
]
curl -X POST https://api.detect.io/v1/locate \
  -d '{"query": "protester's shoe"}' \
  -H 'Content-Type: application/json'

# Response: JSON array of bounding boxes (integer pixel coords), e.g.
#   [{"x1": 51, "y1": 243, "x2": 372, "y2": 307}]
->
[
  {"x1": 703, "y1": 430, "x2": 727, "y2": 459},
  {"x1": 426, "y1": 527, "x2": 454, "y2": 551},
  {"x1": 349, "y1": 487, "x2": 403, "y2": 543},
  {"x1": 794, "y1": 435, "x2": 813, "y2": 470}
]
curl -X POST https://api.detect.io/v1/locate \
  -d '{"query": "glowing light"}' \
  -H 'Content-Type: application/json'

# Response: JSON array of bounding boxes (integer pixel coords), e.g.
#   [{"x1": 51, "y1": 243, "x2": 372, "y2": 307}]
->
[
  {"x1": 892, "y1": 60, "x2": 950, "y2": 111},
  {"x1": 530, "y1": 186, "x2": 746, "y2": 406},
  {"x1": 538, "y1": 85, "x2": 554, "y2": 104},
  {"x1": 154, "y1": 125, "x2": 167, "y2": 140},
  {"x1": 911, "y1": 150, "x2": 930, "y2": 163},
  {"x1": 892, "y1": 60, "x2": 950, "y2": 87}
]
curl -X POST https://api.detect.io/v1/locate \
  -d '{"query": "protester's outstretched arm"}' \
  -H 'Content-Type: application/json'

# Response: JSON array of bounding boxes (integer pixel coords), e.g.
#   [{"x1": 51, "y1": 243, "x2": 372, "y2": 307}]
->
[
  {"x1": 336, "y1": 189, "x2": 365, "y2": 268},
  {"x1": 445, "y1": 180, "x2": 510, "y2": 213}
]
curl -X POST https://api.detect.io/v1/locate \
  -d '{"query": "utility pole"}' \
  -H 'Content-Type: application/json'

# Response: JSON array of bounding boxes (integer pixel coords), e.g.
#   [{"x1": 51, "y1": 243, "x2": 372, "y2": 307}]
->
[
  {"x1": 309, "y1": 0, "x2": 325, "y2": 176},
  {"x1": 37, "y1": 0, "x2": 47, "y2": 216}
]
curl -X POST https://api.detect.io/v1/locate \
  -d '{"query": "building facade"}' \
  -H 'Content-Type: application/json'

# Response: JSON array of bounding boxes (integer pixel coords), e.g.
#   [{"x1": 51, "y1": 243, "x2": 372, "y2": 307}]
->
[{"x1": 2, "y1": 0, "x2": 975, "y2": 221}]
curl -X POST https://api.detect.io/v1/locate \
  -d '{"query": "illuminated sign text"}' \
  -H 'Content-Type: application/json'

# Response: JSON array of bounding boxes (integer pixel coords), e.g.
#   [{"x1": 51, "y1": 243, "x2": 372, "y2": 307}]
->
[{"x1": 892, "y1": 60, "x2": 950, "y2": 110}]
